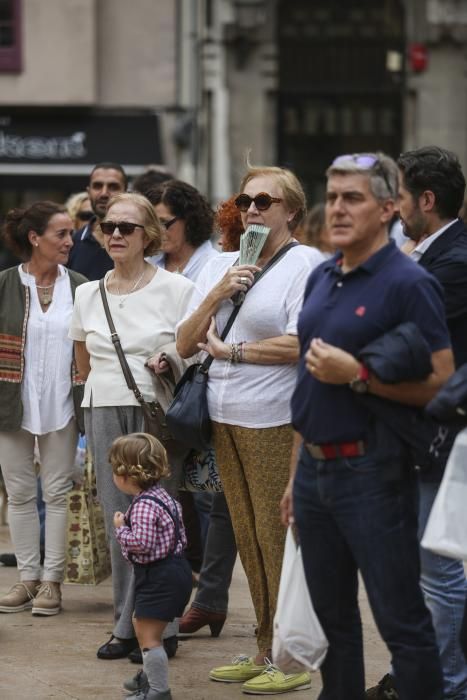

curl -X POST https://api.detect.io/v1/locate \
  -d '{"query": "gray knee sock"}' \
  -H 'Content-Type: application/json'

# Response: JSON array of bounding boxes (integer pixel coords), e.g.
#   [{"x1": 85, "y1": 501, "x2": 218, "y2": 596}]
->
[
  {"x1": 142, "y1": 646, "x2": 169, "y2": 693},
  {"x1": 163, "y1": 618, "x2": 178, "y2": 638}
]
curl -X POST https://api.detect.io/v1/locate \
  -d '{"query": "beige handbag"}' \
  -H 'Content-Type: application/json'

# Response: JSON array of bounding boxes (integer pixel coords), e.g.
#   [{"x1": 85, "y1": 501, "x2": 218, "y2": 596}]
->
[{"x1": 64, "y1": 450, "x2": 111, "y2": 585}]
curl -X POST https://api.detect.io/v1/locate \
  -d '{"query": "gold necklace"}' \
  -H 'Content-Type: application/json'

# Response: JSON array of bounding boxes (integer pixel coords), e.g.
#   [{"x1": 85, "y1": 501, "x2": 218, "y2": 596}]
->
[{"x1": 25, "y1": 264, "x2": 58, "y2": 306}]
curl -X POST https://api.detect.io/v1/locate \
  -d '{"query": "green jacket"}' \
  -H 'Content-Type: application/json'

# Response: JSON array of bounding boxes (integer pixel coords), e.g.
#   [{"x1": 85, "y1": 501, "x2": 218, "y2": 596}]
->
[{"x1": 0, "y1": 266, "x2": 88, "y2": 433}]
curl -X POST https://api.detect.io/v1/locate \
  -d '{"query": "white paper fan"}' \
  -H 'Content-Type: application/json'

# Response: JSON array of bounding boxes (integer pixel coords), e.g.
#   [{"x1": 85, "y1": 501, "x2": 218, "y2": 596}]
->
[{"x1": 239, "y1": 225, "x2": 271, "y2": 266}]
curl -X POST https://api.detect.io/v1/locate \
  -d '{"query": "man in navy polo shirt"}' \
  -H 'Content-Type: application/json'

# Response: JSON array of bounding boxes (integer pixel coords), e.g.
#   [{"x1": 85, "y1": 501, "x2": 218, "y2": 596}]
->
[
  {"x1": 281, "y1": 153, "x2": 454, "y2": 700},
  {"x1": 68, "y1": 162, "x2": 127, "y2": 280}
]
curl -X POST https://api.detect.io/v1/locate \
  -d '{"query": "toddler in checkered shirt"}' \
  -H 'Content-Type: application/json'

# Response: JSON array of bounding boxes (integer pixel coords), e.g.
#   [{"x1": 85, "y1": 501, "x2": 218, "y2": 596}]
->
[{"x1": 111, "y1": 432, "x2": 192, "y2": 700}]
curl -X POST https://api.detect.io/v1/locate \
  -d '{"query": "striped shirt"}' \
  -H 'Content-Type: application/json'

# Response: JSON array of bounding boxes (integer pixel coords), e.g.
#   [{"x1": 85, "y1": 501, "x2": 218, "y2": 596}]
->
[{"x1": 115, "y1": 485, "x2": 186, "y2": 564}]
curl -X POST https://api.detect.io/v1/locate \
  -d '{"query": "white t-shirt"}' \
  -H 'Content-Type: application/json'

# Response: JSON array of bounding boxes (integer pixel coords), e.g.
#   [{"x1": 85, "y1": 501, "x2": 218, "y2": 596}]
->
[
  {"x1": 19, "y1": 264, "x2": 75, "y2": 435},
  {"x1": 182, "y1": 245, "x2": 324, "y2": 428},
  {"x1": 148, "y1": 240, "x2": 219, "y2": 282},
  {"x1": 69, "y1": 268, "x2": 195, "y2": 407}
]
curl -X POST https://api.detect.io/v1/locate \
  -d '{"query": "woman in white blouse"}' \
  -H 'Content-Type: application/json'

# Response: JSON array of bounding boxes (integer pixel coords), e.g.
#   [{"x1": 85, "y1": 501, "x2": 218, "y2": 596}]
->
[
  {"x1": 69, "y1": 192, "x2": 195, "y2": 661},
  {"x1": 0, "y1": 201, "x2": 87, "y2": 617}
]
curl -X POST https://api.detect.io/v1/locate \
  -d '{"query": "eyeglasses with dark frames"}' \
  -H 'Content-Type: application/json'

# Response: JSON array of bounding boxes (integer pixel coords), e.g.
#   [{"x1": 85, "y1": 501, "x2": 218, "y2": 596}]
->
[
  {"x1": 331, "y1": 154, "x2": 393, "y2": 195},
  {"x1": 162, "y1": 217, "x2": 178, "y2": 230},
  {"x1": 234, "y1": 192, "x2": 283, "y2": 212},
  {"x1": 100, "y1": 221, "x2": 145, "y2": 236}
]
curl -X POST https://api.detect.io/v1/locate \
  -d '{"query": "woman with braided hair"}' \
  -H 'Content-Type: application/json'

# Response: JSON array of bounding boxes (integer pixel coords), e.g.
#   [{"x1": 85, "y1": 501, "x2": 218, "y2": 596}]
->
[{"x1": 111, "y1": 432, "x2": 192, "y2": 700}]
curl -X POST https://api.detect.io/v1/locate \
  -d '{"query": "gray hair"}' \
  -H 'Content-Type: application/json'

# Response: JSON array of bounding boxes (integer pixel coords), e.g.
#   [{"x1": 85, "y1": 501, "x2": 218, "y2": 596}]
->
[{"x1": 326, "y1": 152, "x2": 399, "y2": 201}]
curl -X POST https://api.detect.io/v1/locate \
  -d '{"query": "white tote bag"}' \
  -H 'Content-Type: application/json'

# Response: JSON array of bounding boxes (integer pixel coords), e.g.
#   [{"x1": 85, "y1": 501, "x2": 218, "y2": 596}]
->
[
  {"x1": 421, "y1": 428, "x2": 467, "y2": 561},
  {"x1": 272, "y1": 527, "x2": 328, "y2": 672}
]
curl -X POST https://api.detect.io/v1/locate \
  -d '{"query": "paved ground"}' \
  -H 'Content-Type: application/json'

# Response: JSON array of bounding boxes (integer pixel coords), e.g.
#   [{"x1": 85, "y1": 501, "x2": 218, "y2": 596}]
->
[{"x1": 0, "y1": 524, "x2": 389, "y2": 699}]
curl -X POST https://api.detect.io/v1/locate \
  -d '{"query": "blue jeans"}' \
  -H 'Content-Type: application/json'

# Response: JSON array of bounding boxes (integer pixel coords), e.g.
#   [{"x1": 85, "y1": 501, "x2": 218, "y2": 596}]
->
[
  {"x1": 418, "y1": 479, "x2": 467, "y2": 699},
  {"x1": 461, "y1": 599, "x2": 467, "y2": 662},
  {"x1": 293, "y1": 447, "x2": 443, "y2": 700},
  {"x1": 193, "y1": 492, "x2": 213, "y2": 547}
]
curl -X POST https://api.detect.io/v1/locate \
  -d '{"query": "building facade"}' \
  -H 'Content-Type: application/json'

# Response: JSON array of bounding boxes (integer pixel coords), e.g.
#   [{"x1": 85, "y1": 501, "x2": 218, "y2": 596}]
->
[{"x1": 0, "y1": 0, "x2": 466, "y2": 209}]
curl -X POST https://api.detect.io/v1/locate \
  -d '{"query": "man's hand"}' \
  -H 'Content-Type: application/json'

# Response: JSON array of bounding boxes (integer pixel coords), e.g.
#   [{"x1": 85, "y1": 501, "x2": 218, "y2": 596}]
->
[{"x1": 306, "y1": 337, "x2": 360, "y2": 384}]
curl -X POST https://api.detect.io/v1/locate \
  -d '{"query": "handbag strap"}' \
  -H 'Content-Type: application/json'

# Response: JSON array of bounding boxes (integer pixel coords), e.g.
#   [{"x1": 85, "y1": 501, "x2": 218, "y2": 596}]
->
[
  {"x1": 200, "y1": 240, "x2": 298, "y2": 372},
  {"x1": 99, "y1": 278, "x2": 148, "y2": 407}
]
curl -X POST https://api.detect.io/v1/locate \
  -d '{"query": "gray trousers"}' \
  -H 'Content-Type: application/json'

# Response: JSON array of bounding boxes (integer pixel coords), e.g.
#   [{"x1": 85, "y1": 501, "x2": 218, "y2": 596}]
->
[
  {"x1": 192, "y1": 492, "x2": 237, "y2": 614},
  {"x1": 85, "y1": 405, "x2": 187, "y2": 640}
]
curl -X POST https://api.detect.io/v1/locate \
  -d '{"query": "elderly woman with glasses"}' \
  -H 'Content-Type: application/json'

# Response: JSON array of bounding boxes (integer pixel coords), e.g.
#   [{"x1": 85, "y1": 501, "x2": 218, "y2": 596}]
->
[
  {"x1": 69, "y1": 192, "x2": 195, "y2": 662},
  {"x1": 145, "y1": 179, "x2": 219, "y2": 592},
  {"x1": 177, "y1": 164, "x2": 323, "y2": 693}
]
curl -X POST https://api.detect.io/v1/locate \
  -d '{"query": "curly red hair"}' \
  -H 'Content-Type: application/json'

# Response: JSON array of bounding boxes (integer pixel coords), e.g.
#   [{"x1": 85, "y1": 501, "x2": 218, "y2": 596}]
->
[{"x1": 215, "y1": 196, "x2": 244, "y2": 252}]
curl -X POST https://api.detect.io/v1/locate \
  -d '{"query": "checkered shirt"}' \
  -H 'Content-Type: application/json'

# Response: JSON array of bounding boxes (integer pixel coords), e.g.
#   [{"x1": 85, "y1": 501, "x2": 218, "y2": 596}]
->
[{"x1": 115, "y1": 485, "x2": 187, "y2": 564}]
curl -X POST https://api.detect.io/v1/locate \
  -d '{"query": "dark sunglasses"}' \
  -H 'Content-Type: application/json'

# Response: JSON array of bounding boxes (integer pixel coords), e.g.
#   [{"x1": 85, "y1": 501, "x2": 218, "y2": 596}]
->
[
  {"x1": 76, "y1": 211, "x2": 94, "y2": 222},
  {"x1": 100, "y1": 221, "x2": 145, "y2": 236},
  {"x1": 331, "y1": 153, "x2": 392, "y2": 194},
  {"x1": 162, "y1": 217, "x2": 178, "y2": 230},
  {"x1": 234, "y1": 192, "x2": 283, "y2": 212}
]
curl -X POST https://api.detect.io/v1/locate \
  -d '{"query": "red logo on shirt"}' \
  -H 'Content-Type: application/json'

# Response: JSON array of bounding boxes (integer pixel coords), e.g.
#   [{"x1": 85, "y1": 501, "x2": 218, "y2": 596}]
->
[{"x1": 355, "y1": 306, "x2": 366, "y2": 316}]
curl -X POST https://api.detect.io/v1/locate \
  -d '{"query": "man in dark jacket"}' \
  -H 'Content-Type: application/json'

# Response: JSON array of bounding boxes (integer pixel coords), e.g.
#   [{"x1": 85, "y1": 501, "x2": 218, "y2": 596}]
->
[
  {"x1": 366, "y1": 147, "x2": 467, "y2": 699},
  {"x1": 394, "y1": 146, "x2": 467, "y2": 700},
  {"x1": 68, "y1": 162, "x2": 127, "y2": 280}
]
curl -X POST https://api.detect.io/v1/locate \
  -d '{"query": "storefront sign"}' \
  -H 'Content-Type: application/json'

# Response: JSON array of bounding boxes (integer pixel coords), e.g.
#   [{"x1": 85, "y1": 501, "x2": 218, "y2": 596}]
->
[{"x1": 0, "y1": 110, "x2": 163, "y2": 170}]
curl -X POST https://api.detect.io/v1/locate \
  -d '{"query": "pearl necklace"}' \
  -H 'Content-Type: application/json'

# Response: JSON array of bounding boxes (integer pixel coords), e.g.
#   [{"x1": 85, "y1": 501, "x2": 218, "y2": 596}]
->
[
  {"x1": 112, "y1": 268, "x2": 146, "y2": 308},
  {"x1": 25, "y1": 264, "x2": 58, "y2": 307}
]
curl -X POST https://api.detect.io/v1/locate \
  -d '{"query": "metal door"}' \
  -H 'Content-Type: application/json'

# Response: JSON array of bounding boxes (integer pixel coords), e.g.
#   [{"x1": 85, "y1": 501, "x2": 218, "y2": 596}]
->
[{"x1": 277, "y1": 0, "x2": 405, "y2": 202}]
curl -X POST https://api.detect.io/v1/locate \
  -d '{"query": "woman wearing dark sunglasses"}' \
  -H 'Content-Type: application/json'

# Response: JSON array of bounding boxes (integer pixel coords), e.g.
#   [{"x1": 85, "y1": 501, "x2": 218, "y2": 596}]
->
[
  {"x1": 145, "y1": 179, "x2": 218, "y2": 282},
  {"x1": 65, "y1": 191, "x2": 93, "y2": 231},
  {"x1": 144, "y1": 179, "x2": 219, "y2": 597},
  {"x1": 177, "y1": 164, "x2": 324, "y2": 694},
  {"x1": 69, "y1": 192, "x2": 195, "y2": 663}
]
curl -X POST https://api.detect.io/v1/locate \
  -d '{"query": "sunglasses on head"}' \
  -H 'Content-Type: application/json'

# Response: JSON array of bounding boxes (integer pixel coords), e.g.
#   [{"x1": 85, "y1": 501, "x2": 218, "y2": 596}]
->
[
  {"x1": 76, "y1": 211, "x2": 94, "y2": 222},
  {"x1": 234, "y1": 192, "x2": 283, "y2": 212},
  {"x1": 331, "y1": 153, "x2": 392, "y2": 193},
  {"x1": 100, "y1": 221, "x2": 145, "y2": 236}
]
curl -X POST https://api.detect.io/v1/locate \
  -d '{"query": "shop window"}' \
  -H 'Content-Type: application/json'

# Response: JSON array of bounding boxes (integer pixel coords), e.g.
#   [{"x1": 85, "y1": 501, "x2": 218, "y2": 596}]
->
[{"x1": 0, "y1": 0, "x2": 21, "y2": 72}]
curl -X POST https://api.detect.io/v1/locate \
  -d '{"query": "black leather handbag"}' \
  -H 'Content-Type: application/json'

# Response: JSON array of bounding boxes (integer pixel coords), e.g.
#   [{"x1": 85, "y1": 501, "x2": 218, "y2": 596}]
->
[
  {"x1": 166, "y1": 305, "x2": 241, "y2": 451},
  {"x1": 166, "y1": 241, "x2": 298, "y2": 451}
]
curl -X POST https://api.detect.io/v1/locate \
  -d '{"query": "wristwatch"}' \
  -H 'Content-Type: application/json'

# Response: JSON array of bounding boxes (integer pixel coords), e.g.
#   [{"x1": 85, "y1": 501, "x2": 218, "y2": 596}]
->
[{"x1": 349, "y1": 364, "x2": 370, "y2": 394}]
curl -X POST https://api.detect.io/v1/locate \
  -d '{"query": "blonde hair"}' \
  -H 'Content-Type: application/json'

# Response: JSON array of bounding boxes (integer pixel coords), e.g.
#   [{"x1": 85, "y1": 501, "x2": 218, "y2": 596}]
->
[
  {"x1": 239, "y1": 158, "x2": 307, "y2": 232},
  {"x1": 100, "y1": 192, "x2": 163, "y2": 256},
  {"x1": 109, "y1": 433, "x2": 170, "y2": 490},
  {"x1": 65, "y1": 191, "x2": 89, "y2": 222}
]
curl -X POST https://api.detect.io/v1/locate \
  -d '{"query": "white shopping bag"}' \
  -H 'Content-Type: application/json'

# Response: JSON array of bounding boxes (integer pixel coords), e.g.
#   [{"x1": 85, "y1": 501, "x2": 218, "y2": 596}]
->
[
  {"x1": 421, "y1": 428, "x2": 467, "y2": 561},
  {"x1": 272, "y1": 527, "x2": 328, "y2": 672}
]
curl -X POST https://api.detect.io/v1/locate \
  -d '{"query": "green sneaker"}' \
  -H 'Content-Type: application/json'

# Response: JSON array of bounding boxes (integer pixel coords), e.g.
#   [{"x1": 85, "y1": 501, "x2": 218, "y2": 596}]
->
[
  {"x1": 241, "y1": 661, "x2": 312, "y2": 695},
  {"x1": 209, "y1": 655, "x2": 267, "y2": 683}
]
